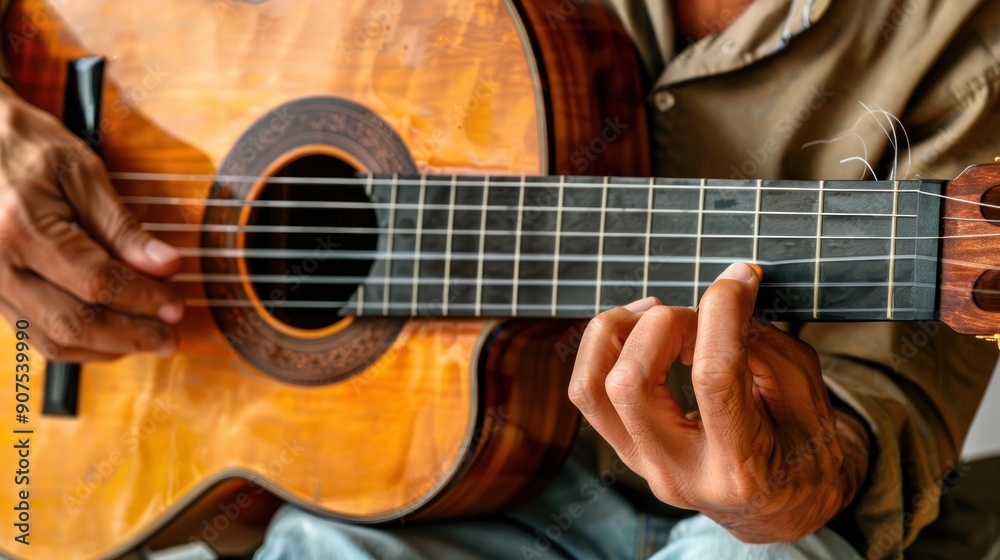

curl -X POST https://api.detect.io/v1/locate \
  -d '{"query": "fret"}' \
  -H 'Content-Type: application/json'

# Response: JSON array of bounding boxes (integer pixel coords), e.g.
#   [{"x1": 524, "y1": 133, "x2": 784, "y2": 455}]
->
[
  {"x1": 442, "y1": 175, "x2": 457, "y2": 316},
  {"x1": 813, "y1": 180, "x2": 824, "y2": 319},
  {"x1": 365, "y1": 173, "x2": 373, "y2": 197},
  {"x1": 357, "y1": 285, "x2": 364, "y2": 316},
  {"x1": 817, "y1": 181, "x2": 896, "y2": 318},
  {"x1": 551, "y1": 176, "x2": 566, "y2": 316},
  {"x1": 474, "y1": 177, "x2": 490, "y2": 317},
  {"x1": 693, "y1": 179, "x2": 758, "y2": 307},
  {"x1": 409, "y1": 175, "x2": 427, "y2": 315},
  {"x1": 594, "y1": 177, "x2": 609, "y2": 315},
  {"x1": 445, "y1": 175, "x2": 488, "y2": 312},
  {"x1": 693, "y1": 179, "x2": 706, "y2": 307},
  {"x1": 512, "y1": 176, "x2": 526, "y2": 316},
  {"x1": 753, "y1": 179, "x2": 762, "y2": 262},
  {"x1": 479, "y1": 177, "x2": 521, "y2": 315},
  {"x1": 554, "y1": 177, "x2": 604, "y2": 313},
  {"x1": 887, "y1": 181, "x2": 899, "y2": 319},
  {"x1": 410, "y1": 175, "x2": 453, "y2": 313},
  {"x1": 509, "y1": 176, "x2": 558, "y2": 315},
  {"x1": 382, "y1": 173, "x2": 398, "y2": 316},
  {"x1": 643, "y1": 177, "x2": 654, "y2": 298},
  {"x1": 647, "y1": 178, "x2": 701, "y2": 306},
  {"x1": 600, "y1": 177, "x2": 651, "y2": 308}
]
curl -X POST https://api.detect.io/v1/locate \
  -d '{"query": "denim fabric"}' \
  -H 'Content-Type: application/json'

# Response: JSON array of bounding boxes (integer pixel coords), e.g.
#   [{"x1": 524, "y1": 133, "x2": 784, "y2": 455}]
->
[{"x1": 254, "y1": 458, "x2": 862, "y2": 559}]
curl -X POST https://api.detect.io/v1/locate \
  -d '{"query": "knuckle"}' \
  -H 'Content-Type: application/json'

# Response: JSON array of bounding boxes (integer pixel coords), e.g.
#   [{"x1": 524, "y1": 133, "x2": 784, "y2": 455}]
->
[
  {"x1": 567, "y1": 377, "x2": 600, "y2": 415},
  {"x1": 81, "y1": 264, "x2": 114, "y2": 302},
  {"x1": 37, "y1": 340, "x2": 65, "y2": 360},
  {"x1": 643, "y1": 304, "x2": 681, "y2": 324},
  {"x1": 0, "y1": 188, "x2": 29, "y2": 246},
  {"x1": 604, "y1": 364, "x2": 642, "y2": 405},
  {"x1": 45, "y1": 310, "x2": 83, "y2": 347},
  {"x1": 103, "y1": 206, "x2": 141, "y2": 239},
  {"x1": 586, "y1": 308, "x2": 627, "y2": 336},
  {"x1": 132, "y1": 321, "x2": 168, "y2": 350}
]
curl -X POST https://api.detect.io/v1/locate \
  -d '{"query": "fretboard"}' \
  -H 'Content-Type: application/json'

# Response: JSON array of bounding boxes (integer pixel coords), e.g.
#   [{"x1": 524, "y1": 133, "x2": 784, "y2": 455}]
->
[{"x1": 346, "y1": 175, "x2": 944, "y2": 321}]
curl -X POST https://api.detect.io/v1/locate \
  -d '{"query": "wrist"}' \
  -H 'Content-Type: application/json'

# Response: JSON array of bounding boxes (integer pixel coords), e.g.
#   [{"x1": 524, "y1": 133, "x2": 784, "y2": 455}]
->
[{"x1": 833, "y1": 407, "x2": 871, "y2": 514}]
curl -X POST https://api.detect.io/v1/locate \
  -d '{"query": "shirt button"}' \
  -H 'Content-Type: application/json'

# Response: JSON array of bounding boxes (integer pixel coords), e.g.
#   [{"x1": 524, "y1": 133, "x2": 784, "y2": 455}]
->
[{"x1": 654, "y1": 90, "x2": 676, "y2": 112}]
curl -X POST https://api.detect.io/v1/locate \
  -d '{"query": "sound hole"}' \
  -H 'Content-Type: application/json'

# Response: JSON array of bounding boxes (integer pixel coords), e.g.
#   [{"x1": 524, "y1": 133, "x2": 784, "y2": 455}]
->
[
  {"x1": 245, "y1": 154, "x2": 376, "y2": 330},
  {"x1": 973, "y1": 270, "x2": 1000, "y2": 312},
  {"x1": 981, "y1": 185, "x2": 1000, "y2": 224}
]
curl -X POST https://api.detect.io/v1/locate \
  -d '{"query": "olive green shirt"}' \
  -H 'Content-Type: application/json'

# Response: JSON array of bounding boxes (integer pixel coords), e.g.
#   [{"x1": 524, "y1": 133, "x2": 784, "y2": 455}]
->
[{"x1": 579, "y1": 0, "x2": 1000, "y2": 558}]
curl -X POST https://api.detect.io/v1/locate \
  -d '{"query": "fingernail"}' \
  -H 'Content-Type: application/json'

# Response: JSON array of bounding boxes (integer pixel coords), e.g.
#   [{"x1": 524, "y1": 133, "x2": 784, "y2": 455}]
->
[
  {"x1": 144, "y1": 238, "x2": 180, "y2": 265},
  {"x1": 157, "y1": 303, "x2": 184, "y2": 324},
  {"x1": 718, "y1": 262, "x2": 756, "y2": 282},
  {"x1": 624, "y1": 296, "x2": 659, "y2": 312}
]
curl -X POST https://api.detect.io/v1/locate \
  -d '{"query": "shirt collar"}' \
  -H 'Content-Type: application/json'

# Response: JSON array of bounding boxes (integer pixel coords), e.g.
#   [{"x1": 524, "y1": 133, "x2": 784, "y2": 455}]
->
[{"x1": 657, "y1": 0, "x2": 832, "y2": 87}]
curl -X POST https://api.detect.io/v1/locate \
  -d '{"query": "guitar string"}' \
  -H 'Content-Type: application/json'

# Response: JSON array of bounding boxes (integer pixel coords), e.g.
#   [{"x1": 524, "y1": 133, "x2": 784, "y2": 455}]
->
[
  {"x1": 109, "y1": 171, "x2": 1000, "y2": 214},
  {"x1": 172, "y1": 278, "x2": 993, "y2": 311},
  {"x1": 179, "y1": 300, "x2": 926, "y2": 313},
  {"x1": 137, "y1": 221, "x2": 1000, "y2": 241},
  {"x1": 102, "y1": 172, "x2": 1000, "y2": 308},
  {"x1": 120, "y1": 195, "x2": 919, "y2": 217},
  {"x1": 104, "y1": 170, "x2": 951, "y2": 192}
]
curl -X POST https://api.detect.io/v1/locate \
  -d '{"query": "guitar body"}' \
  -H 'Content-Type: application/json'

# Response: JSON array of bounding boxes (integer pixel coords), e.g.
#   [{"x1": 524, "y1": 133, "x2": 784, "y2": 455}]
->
[{"x1": 0, "y1": 0, "x2": 649, "y2": 558}]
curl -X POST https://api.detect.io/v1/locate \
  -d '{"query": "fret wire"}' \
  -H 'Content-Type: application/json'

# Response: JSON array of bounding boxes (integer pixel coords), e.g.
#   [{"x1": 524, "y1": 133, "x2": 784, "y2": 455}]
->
[
  {"x1": 410, "y1": 175, "x2": 427, "y2": 316},
  {"x1": 551, "y1": 177, "x2": 566, "y2": 317},
  {"x1": 360, "y1": 170, "x2": 372, "y2": 317},
  {"x1": 887, "y1": 180, "x2": 899, "y2": 320},
  {"x1": 382, "y1": 173, "x2": 399, "y2": 316},
  {"x1": 813, "y1": 180, "x2": 825, "y2": 319},
  {"x1": 753, "y1": 179, "x2": 762, "y2": 263},
  {"x1": 442, "y1": 175, "x2": 457, "y2": 316},
  {"x1": 693, "y1": 179, "x2": 706, "y2": 307},
  {"x1": 595, "y1": 177, "x2": 610, "y2": 315},
  {"x1": 643, "y1": 177, "x2": 654, "y2": 299},
  {"x1": 475, "y1": 177, "x2": 490, "y2": 317},
  {"x1": 512, "y1": 176, "x2": 526, "y2": 317}
]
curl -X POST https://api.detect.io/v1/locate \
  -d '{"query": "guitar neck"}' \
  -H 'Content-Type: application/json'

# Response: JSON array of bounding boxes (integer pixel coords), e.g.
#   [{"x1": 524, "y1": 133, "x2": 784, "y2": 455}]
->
[{"x1": 346, "y1": 175, "x2": 946, "y2": 321}]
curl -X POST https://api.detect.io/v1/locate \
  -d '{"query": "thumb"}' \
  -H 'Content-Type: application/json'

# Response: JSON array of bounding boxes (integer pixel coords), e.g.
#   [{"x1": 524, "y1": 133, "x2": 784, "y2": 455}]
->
[{"x1": 62, "y1": 156, "x2": 182, "y2": 278}]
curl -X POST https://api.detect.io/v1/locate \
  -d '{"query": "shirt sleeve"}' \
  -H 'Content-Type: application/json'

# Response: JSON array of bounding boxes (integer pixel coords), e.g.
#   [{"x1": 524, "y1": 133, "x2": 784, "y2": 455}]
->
[{"x1": 801, "y1": 4, "x2": 1000, "y2": 556}]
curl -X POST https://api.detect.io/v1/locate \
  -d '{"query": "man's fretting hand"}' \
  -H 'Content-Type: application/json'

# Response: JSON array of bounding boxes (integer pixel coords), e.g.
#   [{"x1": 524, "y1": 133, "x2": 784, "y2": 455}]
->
[
  {"x1": 0, "y1": 85, "x2": 184, "y2": 361},
  {"x1": 569, "y1": 262, "x2": 870, "y2": 542}
]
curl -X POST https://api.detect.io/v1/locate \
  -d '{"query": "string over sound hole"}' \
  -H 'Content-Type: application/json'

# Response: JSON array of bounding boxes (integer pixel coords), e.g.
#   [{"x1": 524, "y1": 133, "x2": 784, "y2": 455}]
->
[
  {"x1": 202, "y1": 96, "x2": 414, "y2": 384},
  {"x1": 245, "y1": 154, "x2": 376, "y2": 330}
]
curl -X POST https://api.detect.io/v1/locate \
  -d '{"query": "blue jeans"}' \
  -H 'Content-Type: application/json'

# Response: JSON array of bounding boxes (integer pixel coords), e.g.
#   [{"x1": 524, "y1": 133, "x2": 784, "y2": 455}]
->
[{"x1": 254, "y1": 459, "x2": 862, "y2": 559}]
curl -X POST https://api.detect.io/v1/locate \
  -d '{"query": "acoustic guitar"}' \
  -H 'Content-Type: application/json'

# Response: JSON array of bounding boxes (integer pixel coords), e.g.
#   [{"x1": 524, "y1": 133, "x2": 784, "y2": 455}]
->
[{"x1": 1, "y1": 0, "x2": 999, "y2": 558}]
